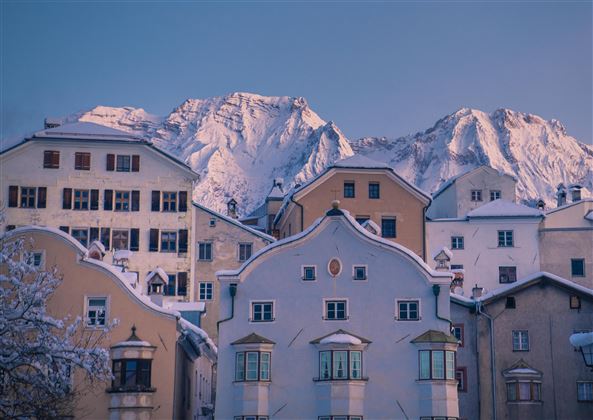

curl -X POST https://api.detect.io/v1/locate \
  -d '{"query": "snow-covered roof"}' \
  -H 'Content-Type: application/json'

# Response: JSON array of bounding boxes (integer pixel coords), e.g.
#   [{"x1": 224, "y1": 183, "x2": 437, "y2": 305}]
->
[
  {"x1": 267, "y1": 183, "x2": 285, "y2": 199},
  {"x1": 467, "y1": 199, "x2": 543, "y2": 218},
  {"x1": 431, "y1": 165, "x2": 517, "y2": 199},
  {"x1": 502, "y1": 360, "x2": 542, "y2": 378},
  {"x1": 321, "y1": 333, "x2": 362, "y2": 345},
  {"x1": 145, "y1": 267, "x2": 169, "y2": 284},
  {"x1": 193, "y1": 201, "x2": 275, "y2": 242},
  {"x1": 88, "y1": 240, "x2": 106, "y2": 255},
  {"x1": 113, "y1": 249, "x2": 134, "y2": 260},
  {"x1": 332, "y1": 154, "x2": 391, "y2": 169},
  {"x1": 218, "y1": 207, "x2": 453, "y2": 282},
  {"x1": 178, "y1": 318, "x2": 217, "y2": 355},
  {"x1": 33, "y1": 121, "x2": 143, "y2": 141},
  {"x1": 433, "y1": 246, "x2": 453, "y2": 261},
  {"x1": 361, "y1": 219, "x2": 381, "y2": 236},
  {"x1": 164, "y1": 301, "x2": 206, "y2": 312},
  {"x1": 586, "y1": 211, "x2": 593, "y2": 222},
  {"x1": 570, "y1": 332, "x2": 593, "y2": 348},
  {"x1": 545, "y1": 198, "x2": 593, "y2": 215}
]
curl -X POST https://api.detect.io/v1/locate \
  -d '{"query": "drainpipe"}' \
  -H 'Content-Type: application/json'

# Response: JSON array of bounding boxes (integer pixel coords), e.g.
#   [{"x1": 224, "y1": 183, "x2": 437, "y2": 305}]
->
[
  {"x1": 432, "y1": 284, "x2": 452, "y2": 328},
  {"x1": 422, "y1": 204, "x2": 430, "y2": 262},
  {"x1": 476, "y1": 302, "x2": 496, "y2": 420},
  {"x1": 216, "y1": 283, "x2": 237, "y2": 334},
  {"x1": 290, "y1": 195, "x2": 305, "y2": 232}
]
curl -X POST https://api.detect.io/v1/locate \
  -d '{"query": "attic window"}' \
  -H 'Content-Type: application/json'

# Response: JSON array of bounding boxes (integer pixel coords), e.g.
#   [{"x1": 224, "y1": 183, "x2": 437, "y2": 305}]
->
[
  {"x1": 303, "y1": 266, "x2": 316, "y2": 281},
  {"x1": 209, "y1": 218, "x2": 216, "y2": 227},
  {"x1": 506, "y1": 297, "x2": 516, "y2": 309},
  {"x1": 570, "y1": 295, "x2": 581, "y2": 310}
]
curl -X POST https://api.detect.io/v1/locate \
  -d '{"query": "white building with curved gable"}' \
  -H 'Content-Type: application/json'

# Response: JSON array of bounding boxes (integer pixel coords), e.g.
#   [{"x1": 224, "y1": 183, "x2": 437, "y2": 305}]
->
[{"x1": 215, "y1": 202, "x2": 459, "y2": 420}]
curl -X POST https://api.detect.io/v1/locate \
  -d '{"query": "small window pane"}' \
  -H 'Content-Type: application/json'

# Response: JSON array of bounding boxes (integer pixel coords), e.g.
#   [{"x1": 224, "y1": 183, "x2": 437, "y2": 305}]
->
[
  {"x1": 235, "y1": 353, "x2": 245, "y2": 381},
  {"x1": 432, "y1": 351, "x2": 445, "y2": 379},
  {"x1": 260, "y1": 352, "x2": 270, "y2": 381},
  {"x1": 419, "y1": 350, "x2": 430, "y2": 379},
  {"x1": 350, "y1": 351, "x2": 362, "y2": 379},
  {"x1": 571, "y1": 259, "x2": 585, "y2": 277},
  {"x1": 320, "y1": 351, "x2": 331, "y2": 380},
  {"x1": 333, "y1": 351, "x2": 348, "y2": 379},
  {"x1": 246, "y1": 352, "x2": 258, "y2": 381},
  {"x1": 446, "y1": 351, "x2": 455, "y2": 380}
]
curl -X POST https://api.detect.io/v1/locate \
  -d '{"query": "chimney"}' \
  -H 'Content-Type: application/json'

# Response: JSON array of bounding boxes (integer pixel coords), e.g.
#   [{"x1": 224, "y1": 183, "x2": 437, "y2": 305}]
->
[
  {"x1": 227, "y1": 198, "x2": 238, "y2": 219},
  {"x1": 44, "y1": 118, "x2": 61, "y2": 129},
  {"x1": 569, "y1": 184, "x2": 582, "y2": 203},
  {"x1": 472, "y1": 284, "x2": 484, "y2": 299},
  {"x1": 273, "y1": 178, "x2": 284, "y2": 189},
  {"x1": 536, "y1": 199, "x2": 545, "y2": 211},
  {"x1": 556, "y1": 183, "x2": 567, "y2": 207}
]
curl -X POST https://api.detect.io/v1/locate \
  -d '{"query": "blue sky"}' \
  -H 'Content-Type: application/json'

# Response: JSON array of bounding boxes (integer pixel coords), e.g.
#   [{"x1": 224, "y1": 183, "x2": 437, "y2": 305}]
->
[{"x1": 1, "y1": 1, "x2": 591, "y2": 144}]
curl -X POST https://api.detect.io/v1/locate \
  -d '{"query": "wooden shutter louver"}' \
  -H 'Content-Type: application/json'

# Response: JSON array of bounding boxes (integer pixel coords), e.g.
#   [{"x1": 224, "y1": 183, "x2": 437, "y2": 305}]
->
[
  {"x1": 131, "y1": 155, "x2": 140, "y2": 172},
  {"x1": 151, "y1": 191, "x2": 160, "y2": 212},
  {"x1": 8, "y1": 186, "x2": 18, "y2": 207},
  {"x1": 89, "y1": 227, "x2": 99, "y2": 243},
  {"x1": 106, "y1": 154, "x2": 115, "y2": 171},
  {"x1": 37, "y1": 187, "x2": 47, "y2": 208},
  {"x1": 62, "y1": 188, "x2": 72, "y2": 209},
  {"x1": 131, "y1": 191, "x2": 140, "y2": 211},
  {"x1": 178, "y1": 191, "x2": 188, "y2": 212},
  {"x1": 59, "y1": 226, "x2": 70, "y2": 234},
  {"x1": 149, "y1": 228, "x2": 159, "y2": 252},
  {"x1": 130, "y1": 228, "x2": 140, "y2": 251},
  {"x1": 178, "y1": 229, "x2": 188, "y2": 253},
  {"x1": 104, "y1": 190, "x2": 113, "y2": 211},
  {"x1": 100, "y1": 227, "x2": 111, "y2": 250},
  {"x1": 90, "y1": 189, "x2": 99, "y2": 210}
]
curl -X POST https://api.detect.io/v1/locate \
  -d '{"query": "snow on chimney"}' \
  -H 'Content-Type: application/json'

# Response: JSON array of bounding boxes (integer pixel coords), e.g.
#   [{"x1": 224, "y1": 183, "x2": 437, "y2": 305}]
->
[
  {"x1": 556, "y1": 183, "x2": 567, "y2": 207},
  {"x1": 472, "y1": 284, "x2": 484, "y2": 299},
  {"x1": 44, "y1": 118, "x2": 61, "y2": 129},
  {"x1": 227, "y1": 198, "x2": 238, "y2": 219},
  {"x1": 569, "y1": 184, "x2": 582, "y2": 203}
]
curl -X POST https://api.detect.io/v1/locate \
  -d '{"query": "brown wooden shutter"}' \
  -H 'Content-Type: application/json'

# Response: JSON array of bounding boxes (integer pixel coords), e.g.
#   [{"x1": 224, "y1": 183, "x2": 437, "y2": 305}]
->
[
  {"x1": 100, "y1": 227, "x2": 111, "y2": 250},
  {"x1": 51, "y1": 151, "x2": 60, "y2": 168},
  {"x1": 149, "y1": 228, "x2": 159, "y2": 252},
  {"x1": 62, "y1": 188, "x2": 72, "y2": 209},
  {"x1": 59, "y1": 226, "x2": 70, "y2": 234},
  {"x1": 106, "y1": 154, "x2": 115, "y2": 171},
  {"x1": 43, "y1": 151, "x2": 52, "y2": 168},
  {"x1": 151, "y1": 191, "x2": 160, "y2": 212},
  {"x1": 84, "y1": 153, "x2": 91, "y2": 170},
  {"x1": 178, "y1": 191, "x2": 188, "y2": 212},
  {"x1": 177, "y1": 272, "x2": 188, "y2": 296},
  {"x1": 44, "y1": 150, "x2": 59, "y2": 168},
  {"x1": 178, "y1": 229, "x2": 188, "y2": 253},
  {"x1": 8, "y1": 186, "x2": 18, "y2": 207},
  {"x1": 74, "y1": 153, "x2": 82, "y2": 169},
  {"x1": 104, "y1": 190, "x2": 113, "y2": 211},
  {"x1": 131, "y1": 190, "x2": 140, "y2": 211},
  {"x1": 37, "y1": 187, "x2": 47, "y2": 208},
  {"x1": 131, "y1": 155, "x2": 140, "y2": 172},
  {"x1": 89, "y1": 227, "x2": 99, "y2": 243},
  {"x1": 130, "y1": 228, "x2": 140, "y2": 251},
  {"x1": 90, "y1": 189, "x2": 99, "y2": 210}
]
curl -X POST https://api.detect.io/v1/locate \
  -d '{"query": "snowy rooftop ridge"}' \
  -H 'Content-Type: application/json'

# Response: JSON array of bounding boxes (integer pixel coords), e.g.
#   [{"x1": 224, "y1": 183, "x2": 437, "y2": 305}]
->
[
  {"x1": 332, "y1": 154, "x2": 391, "y2": 169},
  {"x1": 467, "y1": 199, "x2": 544, "y2": 218},
  {"x1": 34, "y1": 121, "x2": 144, "y2": 141}
]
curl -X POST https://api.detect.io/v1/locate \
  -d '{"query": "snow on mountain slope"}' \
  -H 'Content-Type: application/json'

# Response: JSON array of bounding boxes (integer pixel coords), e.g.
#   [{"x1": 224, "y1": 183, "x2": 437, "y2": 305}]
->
[
  {"x1": 351, "y1": 108, "x2": 593, "y2": 206},
  {"x1": 73, "y1": 93, "x2": 353, "y2": 215}
]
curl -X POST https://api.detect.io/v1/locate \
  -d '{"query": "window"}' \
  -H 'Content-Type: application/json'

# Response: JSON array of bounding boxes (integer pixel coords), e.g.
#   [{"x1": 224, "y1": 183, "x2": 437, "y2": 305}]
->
[
  {"x1": 164, "y1": 274, "x2": 176, "y2": 296},
  {"x1": 344, "y1": 182, "x2": 355, "y2": 198},
  {"x1": 199, "y1": 282, "x2": 213, "y2": 300},
  {"x1": 505, "y1": 296, "x2": 516, "y2": 309},
  {"x1": 111, "y1": 359, "x2": 152, "y2": 391},
  {"x1": 498, "y1": 230, "x2": 514, "y2": 247},
  {"x1": 571, "y1": 259, "x2": 585, "y2": 277},
  {"x1": 209, "y1": 218, "x2": 216, "y2": 227},
  {"x1": 251, "y1": 302, "x2": 274, "y2": 322},
  {"x1": 43, "y1": 150, "x2": 60, "y2": 168},
  {"x1": 30, "y1": 251, "x2": 44, "y2": 268},
  {"x1": 177, "y1": 273, "x2": 187, "y2": 296},
  {"x1": 73, "y1": 189, "x2": 89, "y2": 210},
  {"x1": 72, "y1": 228, "x2": 89, "y2": 247},
  {"x1": 397, "y1": 300, "x2": 419, "y2": 320},
  {"x1": 512, "y1": 330, "x2": 529, "y2": 351},
  {"x1": 577, "y1": 382, "x2": 593, "y2": 402},
  {"x1": 451, "y1": 264, "x2": 464, "y2": 270},
  {"x1": 451, "y1": 236, "x2": 464, "y2": 250},
  {"x1": 160, "y1": 231, "x2": 177, "y2": 253},
  {"x1": 490, "y1": 190, "x2": 501, "y2": 201},
  {"x1": 318, "y1": 350, "x2": 362, "y2": 380},
  {"x1": 303, "y1": 266, "x2": 316, "y2": 281},
  {"x1": 456, "y1": 367, "x2": 467, "y2": 392},
  {"x1": 325, "y1": 300, "x2": 347, "y2": 320},
  {"x1": 499, "y1": 266, "x2": 517, "y2": 283},
  {"x1": 235, "y1": 351, "x2": 271, "y2": 382},
  {"x1": 115, "y1": 191, "x2": 130, "y2": 211},
  {"x1": 74, "y1": 152, "x2": 91, "y2": 170},
  {"x1": 471, "y1": 190, "x2": 483, "y2": 201},
  {"x1": 355, "y1": 216, "x2": 369, "y2": 225},
  {"x1": 419, "y1": 350, "x2": 456, "y2": 380},
  {"x1": 112, "y1": 230, "x2": 129, "y2": 250},
  {"x1": 381, "y1": 217, "x2": 396, "y2": 238},
  {"x1": 570, "y1": 295, "x2": 581, "y2": 309},
  {"x1": 353, "y1": 265, "x2": 367, "y2": 280},
  {"x1": 86, "y1": 297, "x2": 106, "y2": 327},
  {"x1": 319, "y1": 417, "x2": 362, "y2": 420},
  {"x1": 198, "y1": 242, "x2": 212, "y2": 260},
  {"x1": 162, "y1": 191, "x2": 177, "y2": 212},
  {"x1": 452, "y1": 324, "x2": 464, "y2": 346},
  {"x1": 238, "y1": 243, "x2": 253, "y2": 261},
  {"x1": 20, "y1": 187, "x2": 36, "y2": 208},
  {"x1": 116, "y1": 155, "x2": 131, "y2": 172},
  {"x1": 368, "y1": 182, "x2": 380, "y2": 199},
  {"x1": 506, "y1": 381, "x2": 541, "y2": 402},
  {"x1": 234, "y1": 417, "x2": 269, "y2": 420}
]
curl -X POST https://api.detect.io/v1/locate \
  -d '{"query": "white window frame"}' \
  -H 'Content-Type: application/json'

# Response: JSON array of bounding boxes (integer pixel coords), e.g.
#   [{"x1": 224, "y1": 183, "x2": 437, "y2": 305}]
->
[
  {"x1": 198, "y1": 242, "x2": 213, "y2": 261},
  {"x1": 451, "y1": 236, "x2": 464, "y2": 250},
  {"x1": 512, "y1": 330, "x2": 529, "y2": 351},
  {"x1": 323, "y1": 298, "x2": 349, "y2": 321},
  {"x1": 302, "y1": 265, "x2": 317, "y2": 281},
  {"x1": 352, "y1": 265, "x2": 368, "y2": 281},
  {"x1": 84, "y1": 295, "x2": 108, "y2": 328},
  {"x1": 116, "y1": 154, "x2": 131, "y2": 172},
  {"x1": 238, "y1": 242, "x2": 253, "y2": 262},
  {"x1": 490, "y1": 190, "x2": 501, "y2": 201},
  {"x1": 73, "y1": 189, "x2": 90, "y2": 210},
  {"x1": 250, "y1": 300, "x2": 275, "y2": 323},
  {"x1": 27, "y1": 250, "x2": 46, "y2": 269},
  {"x1": 160, "y1": 230, "x2": 177, "y2": 253},
  {"x1": 114, "y1": 190, "x2": 131, "y2": 212},
  {"x1": 577, "y1": 381, "x2": 593, "y2": 402},
  {"x1": 471, "y1": 189, "x2": 483, "y2": 202},
  {"x1": 498, "y1": 230, "x2": 514, "y2": 247},
  {"x1": 395, "y1": 299, "x2": 421, "y2": 321},
  {"x1": 162, "y1": 191, "x2": 177, "y2": 212},
  {"x1": 198, "y1": 282, "x2": 213, "y2": 300},
  {"x1": 112, "y1": 229, "x2": 130, "y2": 251}
]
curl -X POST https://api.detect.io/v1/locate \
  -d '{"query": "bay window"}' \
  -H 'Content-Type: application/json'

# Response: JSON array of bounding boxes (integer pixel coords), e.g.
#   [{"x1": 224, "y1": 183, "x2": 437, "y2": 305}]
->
[
  {"x1": 235, "y1": 351, "x2": 271, "y2": 382},
  {"x1": 506, "y1": 380, "x2": 541, "y2": 402},
  {"x1": 319, "y1": 350, "x2": 362, "y2": 380},
  {"x1": 111, "y1": 359, "x2": 152, "y2": 392},
  {"x1": 419, "y1": 350, "x2": 456, "y2": 380}
]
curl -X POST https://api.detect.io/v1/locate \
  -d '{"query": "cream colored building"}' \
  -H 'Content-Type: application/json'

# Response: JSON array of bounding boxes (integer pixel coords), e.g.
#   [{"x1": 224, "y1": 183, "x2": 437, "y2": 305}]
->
[
  {"x1": 193, "y1": 202, "x2": 274, "y2": 341},
  {"x1": 273, "y1": 155, "x2": 431, "y2": 259},
  {"x1": 539, "y1": 198, "x2": 593, "y2": 288},
  {"x1": 2, "y1": 226, "x2": 216, "y2": 419},
  {"x1": 1, "y1": 122, "x2": 199, "y2": 303}
]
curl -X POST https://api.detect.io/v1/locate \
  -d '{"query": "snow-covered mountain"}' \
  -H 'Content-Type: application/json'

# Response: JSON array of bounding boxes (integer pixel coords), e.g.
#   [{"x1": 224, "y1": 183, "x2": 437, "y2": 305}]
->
[
  {"x1": 68, "y1": 93, "x2": 353, "y2": 215},
  {"x1": 64, "y1": 94, "x2": 592, "y2": 215},
  {"x1": 351, "y1": 108, "x2": 593, "y2": 206}
]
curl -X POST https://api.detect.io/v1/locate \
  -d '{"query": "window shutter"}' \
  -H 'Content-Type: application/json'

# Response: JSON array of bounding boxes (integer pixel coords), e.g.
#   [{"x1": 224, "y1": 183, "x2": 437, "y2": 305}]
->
[
  {"x1": 130, "y1": 228, "x2": 140, "y2": 251},
  {"x1": 177, "y1": 272, "x2": 188, "y2": 296},
  {"x1": 89, "y1": 227, "x2": 99, "y2": 243},
  {"x1": 43, "y1": 151, "x2": 52, "y2": 168},
  {"x1": 52, "y1": 151, "x2": 60, "y2": 168},
  {"x1": 100, "y1": 227, "x2": 111, "y2": 250},
  {"x1": 104, "y1": 189, "x2": 113, "y2": 211},
  {"x1": 131, "y1": 155, "x2": 140, "y2": 172},
  {"x1": 59, "y1": 226, "x2": 70, "y2": 234},
  {"x1": 131, "y1": 190, "x2": 140, "y2": 211},
  {"x1": 37, "y1": 187, "x2": 47, "y2": 208},
  {"x1": 90, "y1": 189, "x2": 99, "y2": 210},
  {"x1": 62, "y1": 188, "x2": 72, "y2": 209},
  {"x1": 8, "y1": 185, "x2": 18, "y2": 207},
  {"x1": 178, "y1": 229, "x2": 188, "y2": 253},
  {"x1": 149, "y1": 228, "x2": 159, "y2": 252},
  {"x1": 178, "y1": 191, "x2": 188, "y2": 212},
  {"x1": 106, "y1": 154, "x2": 115, "y2": 171},
  {"x1": 151, "y1": 191, "x2": 160, "y2": 212},
  {"x1": 84, "y1": 153, "x2": 91, "y2": 169}
]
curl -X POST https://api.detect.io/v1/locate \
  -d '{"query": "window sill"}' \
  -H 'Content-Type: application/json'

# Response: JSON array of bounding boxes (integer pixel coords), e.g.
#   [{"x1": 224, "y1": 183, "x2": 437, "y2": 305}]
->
[
  {"x1": 313, "y1": 377, "x2": 368, "y2": 383},
  {"x1": 394, "y1": 318, "x2": 421, "y2": 321},
  {"x1": 249, "y1": 319, "x2": 276, "y2": 323},
  {"x1": 106, "y1": 387, "x2": 156, "y2": 394},
  {"x1": 322, "y1": 317, "x2": 350, "y2": 321},
  {"x1": 506, "y1": 401, "x2": 543, "y2": 405},
  {"x1": 233, "y1": 380, "x2": 271, "y2": 385}
]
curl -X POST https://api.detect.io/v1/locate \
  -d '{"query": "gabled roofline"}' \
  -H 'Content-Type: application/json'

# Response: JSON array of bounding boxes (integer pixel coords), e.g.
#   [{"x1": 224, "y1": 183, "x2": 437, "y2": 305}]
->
[
  {"x1": 545, "y1": 198, "x2": 593, "y2": 215},
  {"x1": 432, "y1": 165, "x2": 517, "y2": 200},
  {"x1": 192, "y1": 201, "x2": 275, "y2": 243},
  {"x1": 218, "y1": 208, "x2": 452, "y2": 282}
]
